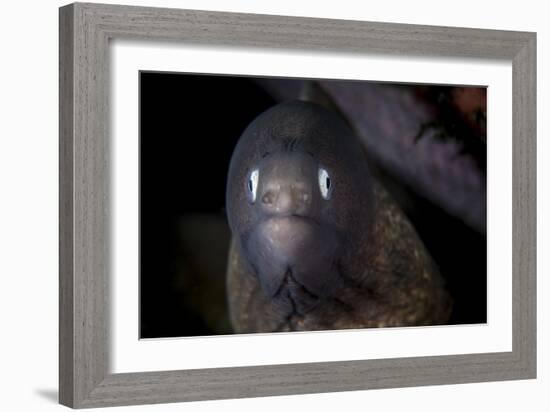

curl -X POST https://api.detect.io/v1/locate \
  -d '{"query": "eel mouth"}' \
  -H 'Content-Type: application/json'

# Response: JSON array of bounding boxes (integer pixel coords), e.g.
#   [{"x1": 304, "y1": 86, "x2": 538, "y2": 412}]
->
[
  {"x1": 243, "y1": 214, "x2": 344, "y2": 319},
  {"x1": 254, "y1": 215, "x2": 320, "y2": 263},
  {"x1": 271, "y1": 268, "x2": 320, "y2": 316},
  {"x1": 270, "y1": 264, "x2": 357, "y2": 331}
]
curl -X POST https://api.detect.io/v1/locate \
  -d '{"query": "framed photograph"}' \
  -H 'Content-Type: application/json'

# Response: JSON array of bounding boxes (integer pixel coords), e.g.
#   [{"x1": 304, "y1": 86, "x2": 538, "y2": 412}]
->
[{"x1": 59, "y1": 2, "x2": 536, "y2": 408}]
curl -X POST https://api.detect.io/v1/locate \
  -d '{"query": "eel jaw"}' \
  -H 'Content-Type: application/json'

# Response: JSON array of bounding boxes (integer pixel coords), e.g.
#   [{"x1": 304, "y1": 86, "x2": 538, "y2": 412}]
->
[{"x1": 244, "y1": 215, "x2": 342, "y2": 316}]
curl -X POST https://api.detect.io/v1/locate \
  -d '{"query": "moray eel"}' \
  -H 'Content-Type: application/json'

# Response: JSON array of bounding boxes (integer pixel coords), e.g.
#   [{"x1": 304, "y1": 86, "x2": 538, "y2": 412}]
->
[{"x1": 225, "y1": 101, "x2": 451, "y2": 333}]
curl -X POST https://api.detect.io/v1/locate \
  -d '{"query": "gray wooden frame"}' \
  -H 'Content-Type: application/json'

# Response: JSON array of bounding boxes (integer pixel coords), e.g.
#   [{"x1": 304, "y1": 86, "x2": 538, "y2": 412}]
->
[{"x1": 59, "y1": 2, "x2": 536, "y2": 408}]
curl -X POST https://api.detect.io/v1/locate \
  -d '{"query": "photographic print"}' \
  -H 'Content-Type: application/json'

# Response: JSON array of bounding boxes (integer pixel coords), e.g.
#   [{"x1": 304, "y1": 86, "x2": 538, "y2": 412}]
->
[
  {"x1": 139, "y1": 73, "x2": 487, "y2": 338},
  {"x1": 59, "y1": 4, "x2": 536, "y2": 406}
]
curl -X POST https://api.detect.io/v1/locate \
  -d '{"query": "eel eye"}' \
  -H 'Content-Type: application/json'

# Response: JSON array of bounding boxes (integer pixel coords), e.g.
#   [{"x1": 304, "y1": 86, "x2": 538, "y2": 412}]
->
[
  {"x1": 318, "y1": 168, "x2": 332, "y2": 200},
  {"x1": 247, "y1": 168, "x2": 259, "y2": 202}
]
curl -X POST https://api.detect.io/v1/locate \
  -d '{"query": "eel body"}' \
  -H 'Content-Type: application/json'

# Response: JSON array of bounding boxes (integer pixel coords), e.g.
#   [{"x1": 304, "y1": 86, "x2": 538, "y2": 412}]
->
[{"x1": 225, "y1": 101, "x2": 451, "y2": 333}]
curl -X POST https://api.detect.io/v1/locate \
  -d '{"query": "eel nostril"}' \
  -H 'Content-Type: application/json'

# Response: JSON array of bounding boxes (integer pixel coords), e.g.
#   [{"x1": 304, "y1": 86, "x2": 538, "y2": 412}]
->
[
  {"x1": 262, "y1": 192, "x2": 275, "y2": 205},
  {"x1": 261, "y1": 184, "x2": 311, "y2": 213},
  {"x1": 292, "y1": 187, "x2": 310, "y2": 206}
]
